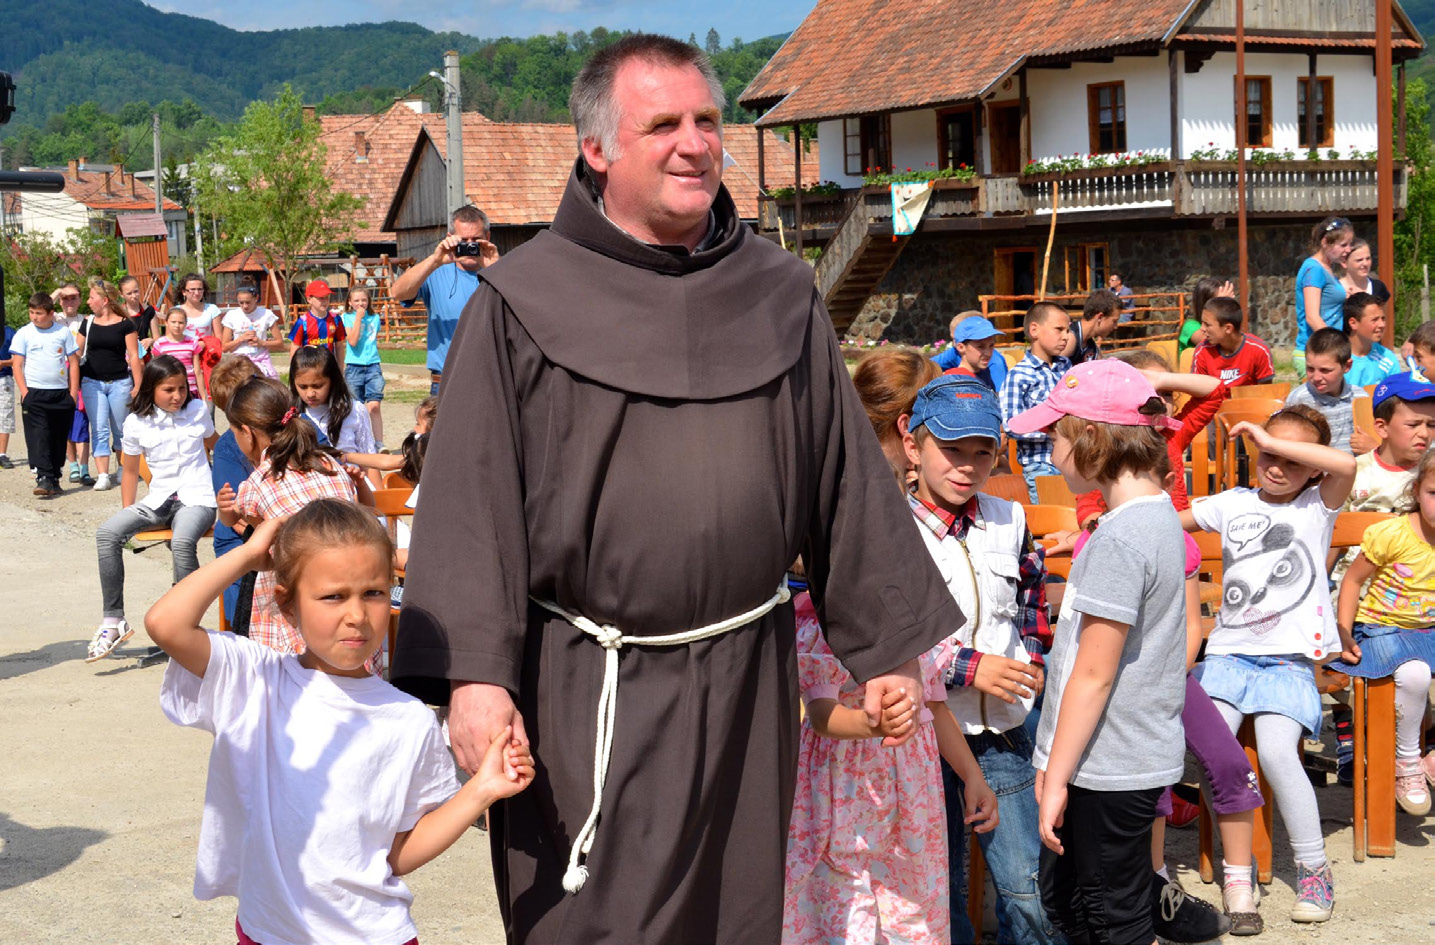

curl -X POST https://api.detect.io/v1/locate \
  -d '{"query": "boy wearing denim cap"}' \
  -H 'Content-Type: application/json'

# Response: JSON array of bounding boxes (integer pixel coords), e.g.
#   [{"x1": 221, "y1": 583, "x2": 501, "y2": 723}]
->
[{"x1": 902, "y1": 373, "x2": 1060, "y2": 944}]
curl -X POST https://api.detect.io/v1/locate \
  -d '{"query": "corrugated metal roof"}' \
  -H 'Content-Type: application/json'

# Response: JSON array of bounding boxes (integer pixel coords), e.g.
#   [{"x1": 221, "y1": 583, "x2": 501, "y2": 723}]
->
[{"x1": 115, "y1": 213, "x2": 167, "y2": 239}]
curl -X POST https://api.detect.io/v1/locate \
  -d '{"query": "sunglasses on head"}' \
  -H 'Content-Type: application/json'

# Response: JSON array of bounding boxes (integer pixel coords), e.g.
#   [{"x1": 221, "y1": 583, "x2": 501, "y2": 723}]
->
[{"x1": 1324, "y1": 217, "x2": 1350, "y2": 232}]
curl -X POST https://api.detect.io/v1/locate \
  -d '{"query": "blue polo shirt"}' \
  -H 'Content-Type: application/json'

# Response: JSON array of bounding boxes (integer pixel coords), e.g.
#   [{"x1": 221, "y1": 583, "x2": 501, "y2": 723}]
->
[{"x1": 404, "y1": 263, "x2": 482, "y2": 373}]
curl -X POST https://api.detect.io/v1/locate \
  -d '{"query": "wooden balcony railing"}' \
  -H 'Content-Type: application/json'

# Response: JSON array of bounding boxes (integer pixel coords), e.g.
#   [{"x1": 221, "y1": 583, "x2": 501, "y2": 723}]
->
[
  {"x1": 979, "y1": 292, "x2": 1187, "y2": 347},
  {"x1": 756, "y1": 161, "x2": 1406, "y2": 233}
]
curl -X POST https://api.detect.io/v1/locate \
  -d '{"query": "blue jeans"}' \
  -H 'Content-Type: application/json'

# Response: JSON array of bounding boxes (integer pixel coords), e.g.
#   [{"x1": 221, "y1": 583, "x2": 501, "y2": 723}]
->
[
  {"x1": 946, "y1": 723, "x2": 1064, "y2": 945},
  {"x1": 1020, "y1": 460, "x2": 1061, "y2": 504},
  {"x1": 345, "y1": 361, "x2": 386, "y2": 403},
  {"x1": 79, "y1": 376, "x2": 131, "y2": 458}
]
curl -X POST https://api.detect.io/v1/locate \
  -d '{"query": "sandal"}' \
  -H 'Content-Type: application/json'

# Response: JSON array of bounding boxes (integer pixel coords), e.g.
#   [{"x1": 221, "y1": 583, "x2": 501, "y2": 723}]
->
[{"x1": 85, "y1": 620, "x2": 133, "y2": 663}]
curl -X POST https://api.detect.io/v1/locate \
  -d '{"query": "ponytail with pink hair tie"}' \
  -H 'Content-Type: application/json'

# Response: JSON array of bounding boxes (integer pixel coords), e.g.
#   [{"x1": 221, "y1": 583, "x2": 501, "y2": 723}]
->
[{"x1": 281, "y1": 406, "x2": 297, "y2": 427}]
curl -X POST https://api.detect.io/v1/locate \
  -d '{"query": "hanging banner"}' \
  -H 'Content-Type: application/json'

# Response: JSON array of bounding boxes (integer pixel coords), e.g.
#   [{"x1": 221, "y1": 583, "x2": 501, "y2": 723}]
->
[{"x1": 891, "y1": 181, "x2": 933, "y2": 236}]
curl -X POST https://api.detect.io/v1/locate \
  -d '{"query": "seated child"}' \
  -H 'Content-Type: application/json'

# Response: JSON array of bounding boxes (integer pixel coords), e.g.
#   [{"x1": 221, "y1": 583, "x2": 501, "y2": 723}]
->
[
  {"x1": 1405, "y1": 320, "x2": 1435, "y2": 379},
  {"x1": 1179, "y1": 277, "x2": 1233, "y2": 355},
  {"x1": 1068, "y1": 288, "x2": 1121, "y2": 364},
  {"x1": 1344, "y1": 291, "x2": 1402, "y2": 387},
  {"x1": 901, "y1": 374, "x2": 1058, "y2": 944},
  {"x1": 1329, "y1": 448, "x2": 1435, "y2": 817},
  {"x1": 935, "y1": 312, "x2": 1009, "y2": 391},
  {"x1": 1191, "y1": 297, "x2": 1275, "y2": 388},
  {"x1": 147, "y1": 501, "x2": 533, "y2": 945},
  {"x1": 1000, "y1": 301, "x2": 1073, "y2": 501},
  {"x1": 1285, "y1": 327, "x2": 1372, "y2": 454}
]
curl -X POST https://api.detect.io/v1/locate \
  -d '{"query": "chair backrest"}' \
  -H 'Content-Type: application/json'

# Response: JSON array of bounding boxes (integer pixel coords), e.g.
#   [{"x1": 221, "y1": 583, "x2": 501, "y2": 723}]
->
[
  {"x1": 133, "y1": 452, "x2": 153, "y2": 484},
  {"x1": 1005, "y1": 436, "x2": 1024, "y2": 478},
  {"x1": 1146, "y1": 339, "x2": 1177, "y2": 368},
  {"x1": 1177, "y1": 346, "x2": 1195, "y2": 374},
  {"x1": 981, "y1": 473, "x2": 1030, "y2": 503},
  {"x1": 371, "y1": 486, "x2": 416, "y2": 518},
  {"x1": 1190, "y1": 528, "x2": 1225, "y2": 585},
  {"x1": 1034, "y1": 474, "x2": 1076, "y2": 507},
  {"x1": 1187, "y1": 428, "x2": 1213, "y2": 498},
  {"x1": 999, "y1": 346, "x2": 1025, "y2": 369},
  {"x1": 383, "y1": 471, "x2": 414, "y2": 489},
  {"x1": 1330, "y1": 511, "x2": 1397, "y2": 550},
  {"x1": 1024, "y1": 503, "x2": 1078, "y2": 537},
  {"x1": 1212, "y1": 400, "x2": 1284, "y2": 491},
  {"x1": 1231, "y1": 381, "x2": 1291, "y2": 401},
  {"x1": 1352, "y1": 395, "x2": 1377, "y2": 445}
]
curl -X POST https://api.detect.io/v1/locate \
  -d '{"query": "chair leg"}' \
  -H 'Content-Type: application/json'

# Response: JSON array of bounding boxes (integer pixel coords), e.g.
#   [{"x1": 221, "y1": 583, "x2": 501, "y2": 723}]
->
[
  {"x1": 1239, "y1": 717, "x2": 1274, "y2": 885},
  {"x1": 1354, "y1": 677, "x2": 1367, "y2": 862},
  {"x1": 386, "y1": 609, "x2": 400, "y2": 681},
  {"x1": 1198, "y1": 792, "x2": 1215, "y2": 883},
  {"x1": 967, "y1": 832, "x2": 984, "y2": 940},
  {"x1": 1367, "y1": 676, "x2": 1398, "y2": 858}
]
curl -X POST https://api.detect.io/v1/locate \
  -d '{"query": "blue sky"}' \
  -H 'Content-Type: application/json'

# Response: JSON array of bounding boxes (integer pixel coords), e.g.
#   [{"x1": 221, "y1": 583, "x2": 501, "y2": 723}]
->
[{"x1": 150, "y1": 0, "x2": 816, "y2": 42}]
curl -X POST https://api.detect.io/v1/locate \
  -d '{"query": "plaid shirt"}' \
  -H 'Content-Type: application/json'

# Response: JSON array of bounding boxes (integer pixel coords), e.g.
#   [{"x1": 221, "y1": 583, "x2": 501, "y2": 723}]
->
[
  {"x1": 234, "y1": 456, "x2": 358, "y2": 655},
  {"x1": 908, "y1": 492, "x2": 1052, "y2": 688},
  {"x1": 999, "y1": 352, "x2": 1071, "y2": 468}
]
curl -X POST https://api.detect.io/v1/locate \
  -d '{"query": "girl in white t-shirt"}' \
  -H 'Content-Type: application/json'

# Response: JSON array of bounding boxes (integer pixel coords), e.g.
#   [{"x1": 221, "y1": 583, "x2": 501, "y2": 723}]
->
[
  {"x1": 87, "y1": 355, "x2": 218, "y2": 663},
  {"x1": 1182, "y1": 405, "x2": 1356, "y2": 925},
  {"x1": 220, "y1": 283, "x2": 283, "y2": 378},
  {"x1": 146, "y1": 499, "x2": 534, "y2": 945}
]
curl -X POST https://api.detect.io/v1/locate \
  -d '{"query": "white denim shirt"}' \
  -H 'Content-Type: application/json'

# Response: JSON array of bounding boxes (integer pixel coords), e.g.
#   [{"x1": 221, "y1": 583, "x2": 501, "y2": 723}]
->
[{"x1": 121, "y1": 398, "x2": 217, "y2": 509}]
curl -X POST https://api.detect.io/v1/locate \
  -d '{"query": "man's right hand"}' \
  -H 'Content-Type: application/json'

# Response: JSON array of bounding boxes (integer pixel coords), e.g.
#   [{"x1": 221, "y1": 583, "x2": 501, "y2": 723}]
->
[
  {"x1": 431, "y1": 234, "x2": 461, "y2": 267},
  {"x1": 972, "y1": 655, "x2": 1039, "y2": 704},
  {"x1": 450, "y1": 680, "x2": 530, "y2": 780}
]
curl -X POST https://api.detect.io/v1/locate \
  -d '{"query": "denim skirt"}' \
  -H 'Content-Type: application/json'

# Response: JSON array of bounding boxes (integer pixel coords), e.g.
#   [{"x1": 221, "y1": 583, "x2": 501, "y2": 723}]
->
[
  {"x1": 1326, "y1": 623, "x2": 1435, "y2": 679},
  {"x1": 1194, "y1": 653, "x2": 1324, "y2": 736}
]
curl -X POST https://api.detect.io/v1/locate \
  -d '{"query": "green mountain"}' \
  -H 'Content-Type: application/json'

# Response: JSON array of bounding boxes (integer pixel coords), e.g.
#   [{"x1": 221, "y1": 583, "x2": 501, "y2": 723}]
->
[{"x1": 0, "y1": 0, "x2": 481, "y2": 124}]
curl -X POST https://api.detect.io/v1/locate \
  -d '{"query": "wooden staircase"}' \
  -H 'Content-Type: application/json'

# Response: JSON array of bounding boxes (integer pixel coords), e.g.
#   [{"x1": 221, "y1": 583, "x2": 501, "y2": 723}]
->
[{"x1": 814, "y1": 190, "x2": 913, "y2": 333}]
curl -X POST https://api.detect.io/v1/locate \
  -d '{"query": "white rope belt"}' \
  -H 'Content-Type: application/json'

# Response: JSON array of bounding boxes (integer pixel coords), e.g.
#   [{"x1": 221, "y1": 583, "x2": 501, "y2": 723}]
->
[{"x1": 532, "y1": 579, "x2": 791, "y2": 894}]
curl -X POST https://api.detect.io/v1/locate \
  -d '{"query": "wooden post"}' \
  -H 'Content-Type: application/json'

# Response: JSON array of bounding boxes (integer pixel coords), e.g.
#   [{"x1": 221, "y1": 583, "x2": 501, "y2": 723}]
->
[
  {"x1": 1039, "y1": 182, "x2": 1060, "y2": 299},
  {"x1": 757, "y1": 128, "x2": 766, "y2": 194},
  {"x1": 1377, "y1": 0, "x2": 1396, "y2": 345},
  {"x1": 1306, "y1": 53, "x2": 1318, "y2": 153},
  {"x1": 1019, "y1": 70, "x2": 1031, "y2": 168},
  {"x1": 1169, "y1": 49, "x2": 1180, "y2": 160},
  {"x1": 1399, "y1": 62, "x2": 1407, "y2": 157},
  {"x1": 1235, "y1": 0, "x2": 1250, "y2": 326},
  {"x1": 792, "y1": 124, "x2": 804, "y2": 258}
]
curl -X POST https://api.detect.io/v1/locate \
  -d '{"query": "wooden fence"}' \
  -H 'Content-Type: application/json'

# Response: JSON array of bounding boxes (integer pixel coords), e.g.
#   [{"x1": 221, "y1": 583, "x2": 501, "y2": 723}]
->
[{"x1": 978, "y1": 292, "x2": 1186, "y2": 349}]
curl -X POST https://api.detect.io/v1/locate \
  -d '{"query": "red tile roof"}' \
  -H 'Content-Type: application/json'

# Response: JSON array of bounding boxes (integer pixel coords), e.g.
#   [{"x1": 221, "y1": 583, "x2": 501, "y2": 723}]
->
[
  {"x1": 393, "y1": 122, "x2": 822, "y2": 228},
  {"x1": 319, "y1": 103, "x2": 489, "y2": 244},
  {"x1": 61, "y1": 167, "x2": 181, "y2": 212},
  {"x1": 210, "y1": 247, "x2": 276, "y2": 273},
  {"x1": 740, "y1": 0, "x2": 1423, "y2": 125}
]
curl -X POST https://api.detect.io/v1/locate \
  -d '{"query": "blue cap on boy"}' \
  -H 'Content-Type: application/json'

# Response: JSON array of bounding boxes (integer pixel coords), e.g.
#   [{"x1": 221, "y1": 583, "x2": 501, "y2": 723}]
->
[
  {"x1": 907, "y1": 374, "x2": 1004, "y2": 443},
  {"x1": 1373, "y1": 372, "x2": 1435, "y2": 410}
]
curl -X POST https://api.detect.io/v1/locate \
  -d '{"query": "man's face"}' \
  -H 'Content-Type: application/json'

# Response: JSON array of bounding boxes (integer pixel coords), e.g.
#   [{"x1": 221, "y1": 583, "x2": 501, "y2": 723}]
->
[
  {"x1": 582, "y1": 59, "x2": 723, "y2": 246},
  {"x1": 452, "y1": 219, "x2": 488, "y2": 272},
  {"x1": 1108, "y1": 275, "x2": 1123, "y2": 290},
  {"x1": 1304, "y1": 353, "x2": 1347, "y2": 395}
]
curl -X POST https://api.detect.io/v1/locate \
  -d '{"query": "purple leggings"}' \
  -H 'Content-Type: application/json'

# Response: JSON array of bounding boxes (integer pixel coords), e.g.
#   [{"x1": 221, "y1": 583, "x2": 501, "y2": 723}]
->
[{"x1": 1157, "y1": 673, "x2": 1265, "y2": 817}]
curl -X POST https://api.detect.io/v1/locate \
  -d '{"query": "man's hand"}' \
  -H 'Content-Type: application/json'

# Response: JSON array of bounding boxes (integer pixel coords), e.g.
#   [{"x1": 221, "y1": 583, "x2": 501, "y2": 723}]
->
[
  {"x1": 450, "y1": 681, "x2": 529, "y2": 780},
  {"x1": 431, "y1": 233, "x2": 461, "y2": 267},
  {"x1": 864, "y1": 658, "x2": 923, "y2": 748},
  {"x1": 973, "y1": 655, "x2": 1039, "y2": 704},
  {"x1": 477, "y1": 239, "x2": 500, "y2": 268}
]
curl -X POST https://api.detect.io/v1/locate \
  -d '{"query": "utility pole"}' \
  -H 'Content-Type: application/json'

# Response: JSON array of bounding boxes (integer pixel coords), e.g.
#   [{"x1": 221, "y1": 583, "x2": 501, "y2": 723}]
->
[
  {"x1": 1376, "y1": 0, "x2": 1396, "y2": 345},
  {"x1": 443, "y1": 50, "x2": 465, "y2": 218},
  {"x1": 1235, "y1": 0, "x2": 1249, "y2": 325},
  {"x1": 193, "y1": 185, "x2": 204, "y2": 275},
  {"x1": 153, "y1": 113, "x2": 163, "y2": 216}
]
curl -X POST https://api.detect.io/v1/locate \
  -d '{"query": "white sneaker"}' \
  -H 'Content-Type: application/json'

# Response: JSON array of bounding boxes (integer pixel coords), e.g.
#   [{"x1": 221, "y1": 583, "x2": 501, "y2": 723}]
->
[
  {"x1": 92, "y1": 472, "x2": 116, "y2": 491},
  {"x1": 84, "y1": 620, "x2": 133, "y2": 663}
]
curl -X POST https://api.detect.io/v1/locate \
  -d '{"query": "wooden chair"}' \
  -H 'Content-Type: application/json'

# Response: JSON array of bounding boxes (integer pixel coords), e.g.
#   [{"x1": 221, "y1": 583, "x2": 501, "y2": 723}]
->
[
  {"x1": 999, "y1": 346, "x2": 1025, "y2": 369},
  {"x1": 1186, "y1": 429, "x2": 1214, "y2": 499},
  {"x1": 981, "y1": 473, "x2": 1029, "y2": 503},
  {"x1": 1005, "y1": 438, "x2": 1025, "y2": 481},
  {"x1": 1034, "y1": 475, "x2": 1076, "y2": 507},
  {"x1": 372, "y1": 487, "x2": 416, "y2": 666},
  {"x1": 130, "y1": 454, "x2": 215, "y2": 549},
  {"x1": 1352, "y1": 395, "x2": 1378, "y2": 447},
  {"x1": 1177, "y1": 346, "x2": 1195, "y2": 374},
  {"x1": 1024, "y1": 504, "x2": 1078, "y2": 538},
  {"x1": 1231, "y1": 381, "x2": 1291, "y2": 401},
  {"x1": 1212, "y1": 401, "x2": 1283, "y2": 491},
  {"x1": 383, "y1": 471, "x2": 414, "y2": 489},
  {"x1": 1146, "y1": 339, "x2": 1178, "y2": 369}
]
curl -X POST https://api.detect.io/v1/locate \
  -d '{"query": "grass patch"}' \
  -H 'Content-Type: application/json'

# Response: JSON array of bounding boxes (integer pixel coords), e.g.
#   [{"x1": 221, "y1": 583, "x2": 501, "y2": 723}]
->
[
  {"x1": 386, "y1": 388, "x2": 431, "y2": 405},
  {"x1": 379, "y1": 348, "x2": 428, "y2": 365}
]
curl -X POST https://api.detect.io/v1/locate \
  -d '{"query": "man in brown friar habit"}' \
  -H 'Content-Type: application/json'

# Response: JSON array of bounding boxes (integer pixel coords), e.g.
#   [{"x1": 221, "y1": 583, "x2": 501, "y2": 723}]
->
[{"x1": 392, "y1": 33, "x2": 965, "y2": 944}]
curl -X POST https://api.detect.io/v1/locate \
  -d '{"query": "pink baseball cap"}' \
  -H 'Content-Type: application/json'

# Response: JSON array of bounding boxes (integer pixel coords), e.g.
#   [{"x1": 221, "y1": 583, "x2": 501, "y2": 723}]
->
[{"x1": 1005, "y1": 359, "x2": 1180, "y2": 435}]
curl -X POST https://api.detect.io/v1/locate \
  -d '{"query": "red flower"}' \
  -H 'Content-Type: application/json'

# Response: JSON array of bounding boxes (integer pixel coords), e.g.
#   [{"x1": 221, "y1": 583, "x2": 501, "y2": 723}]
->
[{"x1": 906, "y1": 167, "x2": 912, "y2": 172}]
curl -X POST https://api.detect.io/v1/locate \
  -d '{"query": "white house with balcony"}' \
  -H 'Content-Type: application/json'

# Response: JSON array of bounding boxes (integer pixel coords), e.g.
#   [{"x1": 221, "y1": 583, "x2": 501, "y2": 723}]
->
[{"x1": 739, "y1": 0, "x2": 1422, "y2": 344}]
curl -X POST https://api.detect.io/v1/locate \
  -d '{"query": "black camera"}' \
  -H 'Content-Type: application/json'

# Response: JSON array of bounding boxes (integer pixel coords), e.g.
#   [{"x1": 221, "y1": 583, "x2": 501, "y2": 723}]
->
[{"x1": 454, "y1": 240, "x2": 487, "y2": 258}]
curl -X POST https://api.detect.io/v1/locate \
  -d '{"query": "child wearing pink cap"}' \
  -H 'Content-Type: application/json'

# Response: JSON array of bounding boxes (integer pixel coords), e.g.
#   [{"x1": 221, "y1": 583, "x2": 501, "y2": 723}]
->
[{"x1": 1010, "y1": 359, "x2": 1190, "y2": 945}]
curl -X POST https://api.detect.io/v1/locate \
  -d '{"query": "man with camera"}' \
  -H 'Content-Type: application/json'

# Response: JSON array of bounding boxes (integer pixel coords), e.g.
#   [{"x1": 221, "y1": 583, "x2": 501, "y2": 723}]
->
[{"x1": 391, "y1": 205, "x2": 499, "y2": 395}]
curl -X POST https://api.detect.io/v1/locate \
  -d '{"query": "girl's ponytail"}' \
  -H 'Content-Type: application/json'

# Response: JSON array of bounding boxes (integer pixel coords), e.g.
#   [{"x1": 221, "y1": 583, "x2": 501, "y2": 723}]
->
[{"x1": 227, "y1": 377, "x2": 339, "y2": 480}]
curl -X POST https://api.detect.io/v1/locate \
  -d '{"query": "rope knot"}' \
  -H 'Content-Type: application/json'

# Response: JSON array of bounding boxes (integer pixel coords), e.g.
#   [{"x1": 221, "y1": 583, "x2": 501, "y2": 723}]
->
[{"x1": 594, "y1": 625, "x2": 624, "y2": 650}]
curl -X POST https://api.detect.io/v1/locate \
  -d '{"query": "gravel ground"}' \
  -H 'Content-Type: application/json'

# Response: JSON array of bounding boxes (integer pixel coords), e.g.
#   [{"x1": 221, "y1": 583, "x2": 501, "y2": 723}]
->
[{"x1": 3, "y1": 369, "x2": 1435, "y2": 943}]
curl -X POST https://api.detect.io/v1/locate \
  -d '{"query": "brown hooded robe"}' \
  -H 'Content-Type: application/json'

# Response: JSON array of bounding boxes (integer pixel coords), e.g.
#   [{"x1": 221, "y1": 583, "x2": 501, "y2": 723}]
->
[{"x1": 393, "y1": 161, "x2": 963, "y2": 944}]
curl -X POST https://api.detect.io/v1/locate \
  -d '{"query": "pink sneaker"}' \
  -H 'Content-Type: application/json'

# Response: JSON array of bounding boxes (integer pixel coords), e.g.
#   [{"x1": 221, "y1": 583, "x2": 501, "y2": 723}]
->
[{"x1": 1397, "y1": 760, "x2": 1431, "y2": 816}]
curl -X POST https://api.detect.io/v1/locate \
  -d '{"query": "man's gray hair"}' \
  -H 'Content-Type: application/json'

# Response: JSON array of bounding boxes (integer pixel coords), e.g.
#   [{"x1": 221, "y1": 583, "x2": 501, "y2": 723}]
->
[
  {"x1": 452, "y1": 204, "x2": 489, "y2": 235},
  {"x1": 570, "y1": 34, "x2": 726, "y2": 160}
]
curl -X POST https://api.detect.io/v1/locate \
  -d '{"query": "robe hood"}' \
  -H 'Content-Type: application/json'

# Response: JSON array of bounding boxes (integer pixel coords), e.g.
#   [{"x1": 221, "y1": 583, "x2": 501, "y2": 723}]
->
[{"x1": 476, "y1": 158, "x2": 818, "y2": 400}]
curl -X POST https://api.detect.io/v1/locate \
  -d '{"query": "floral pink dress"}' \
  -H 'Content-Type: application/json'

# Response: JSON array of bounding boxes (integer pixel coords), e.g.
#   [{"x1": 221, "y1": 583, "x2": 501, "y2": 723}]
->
[{"x1": 782, "y1": 593, "x2": 954, "y2": 945}]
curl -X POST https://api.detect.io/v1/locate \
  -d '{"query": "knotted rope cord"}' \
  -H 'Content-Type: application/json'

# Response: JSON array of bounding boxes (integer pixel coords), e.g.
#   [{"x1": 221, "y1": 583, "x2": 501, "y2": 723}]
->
[{"x1": 532, "y1": 579, "x2": 792, "y2": 894}]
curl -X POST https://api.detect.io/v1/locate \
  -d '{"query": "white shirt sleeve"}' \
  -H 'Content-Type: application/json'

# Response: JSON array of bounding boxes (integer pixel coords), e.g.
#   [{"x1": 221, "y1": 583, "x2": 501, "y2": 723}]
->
[
  {"x1": 159, "y1": 630, "x2": 269, "y2": 735},
  {"x1": 397, "y1": 714, "x2": 461, "y2": 831},
  {"x1": 120, "y1": 412, "x2": 145, "y2": 456}
]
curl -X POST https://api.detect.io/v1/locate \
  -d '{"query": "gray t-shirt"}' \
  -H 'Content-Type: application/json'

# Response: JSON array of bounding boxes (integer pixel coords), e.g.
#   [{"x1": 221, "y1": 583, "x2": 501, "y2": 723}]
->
[
  {"x1": 1033, "y1": 494, "x2": 1189, "y2": 791},
  {"x1": 1284, "y1": 380, "x2": 1366, "y2": 454}
]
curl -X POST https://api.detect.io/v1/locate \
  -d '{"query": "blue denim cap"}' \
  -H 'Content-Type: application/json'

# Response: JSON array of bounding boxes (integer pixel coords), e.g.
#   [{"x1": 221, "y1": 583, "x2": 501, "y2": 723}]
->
[
  {"x1": 1373, "y1": 371, "x2": 1435, "y2": 410},
  {"x1": 908, "y1": 374, "x2": 1003, "y2": 442},
  {"x1": 951, "y1": 316, "x2": 1005, "y2": 344}
]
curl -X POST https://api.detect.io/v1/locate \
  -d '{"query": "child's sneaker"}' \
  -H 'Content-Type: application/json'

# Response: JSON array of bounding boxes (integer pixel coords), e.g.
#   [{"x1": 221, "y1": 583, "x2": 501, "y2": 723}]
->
[
  {"x1": 1396, "y1": 759, "x2": 1431, "y2": 815},
  {"x1": 80, "y1": 470, "x2": 96, "y2": 487},
  {"x1": 92, "y1": 472, "x2": 115, "y2": 491},
  {"x1": 1151, "y1": 873, "x2": 1230, "y2": 943},
  {"x1": 84, "y1": 620, "x2": 133, "y2": 663},
  {"x1": 68, "y1": 463, "x2": 83, "y2": 483},
  {"x1": 0, "y1": 454, "x2": 13, "y2": 469},
  {"x1": 1165, "y1": 793, "x2": 1201, "y2": 828},
  {"x1": 1289, "y1": 862, "x2": 1334, "y2": 922},
  {"x1": 1332, "y1": 703, "x2": 1354, "y2": 786}
]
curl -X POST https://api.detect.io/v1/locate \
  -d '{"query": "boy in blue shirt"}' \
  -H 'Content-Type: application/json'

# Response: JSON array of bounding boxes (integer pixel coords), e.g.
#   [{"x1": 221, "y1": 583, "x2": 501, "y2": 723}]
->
[
  {"x1": 934, "y1": 313, "x2": 1009, "y2": 390},
  {"x1": 1344, "y1": 291, "x2": 1402, "y2": 387}
]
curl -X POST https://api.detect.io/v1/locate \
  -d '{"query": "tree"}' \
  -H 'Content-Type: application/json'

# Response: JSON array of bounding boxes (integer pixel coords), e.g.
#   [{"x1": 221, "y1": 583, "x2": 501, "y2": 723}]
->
[
  {"x1": 1396, "y1": 77, "x2": 1435, "y2": 337},
  {"x1": 192, "y1": 85, "x2": 362, "y2": 304},
  {"x1": 705, "y1": 28, "x2": 721, "y2": 56},
  {"x1": 0, "y1": 227, "x2": 119, "y2": 328}
]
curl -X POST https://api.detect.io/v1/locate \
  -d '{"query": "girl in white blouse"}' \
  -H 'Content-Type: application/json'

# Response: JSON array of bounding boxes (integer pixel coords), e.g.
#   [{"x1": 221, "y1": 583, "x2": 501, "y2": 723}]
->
[{"x1": 86, "y1": 355, "x2": 218, "y2": 663}]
